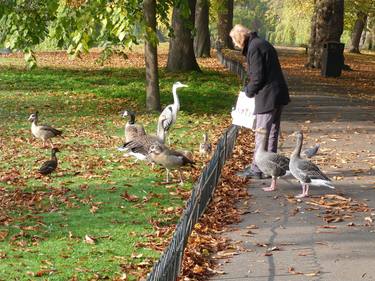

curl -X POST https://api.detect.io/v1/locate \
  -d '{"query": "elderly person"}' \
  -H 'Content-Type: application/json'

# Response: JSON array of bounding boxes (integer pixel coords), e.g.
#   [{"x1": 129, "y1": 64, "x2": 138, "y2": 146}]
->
[{"x1": 230, "y1": 24, "x2": 290, "y2": 179}]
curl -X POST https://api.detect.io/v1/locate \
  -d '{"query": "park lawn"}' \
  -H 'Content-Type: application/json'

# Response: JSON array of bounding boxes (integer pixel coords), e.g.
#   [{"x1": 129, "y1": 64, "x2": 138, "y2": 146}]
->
[{"x1": 0, "y1": 54, "x2": 239, "y2": 280}]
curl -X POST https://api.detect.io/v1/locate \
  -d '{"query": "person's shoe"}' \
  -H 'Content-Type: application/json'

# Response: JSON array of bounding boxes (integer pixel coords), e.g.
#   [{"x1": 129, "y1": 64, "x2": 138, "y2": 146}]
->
[{"x1": 236, "y1": 167, "x2": 263, "y2": 179}]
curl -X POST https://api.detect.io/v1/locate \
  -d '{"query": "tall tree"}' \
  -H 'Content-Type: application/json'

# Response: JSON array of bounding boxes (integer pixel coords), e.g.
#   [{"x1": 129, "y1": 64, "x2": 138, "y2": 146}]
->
[
  {"x1": 306, "y1": 0, "x2": 344, "y2": 68},
  {"x1": 363, "y1": 16, "x2": 375, "y2": 50},
  {"x1": 144, "y1": 0, "x2": 161, "y2": 111},
  {"x1": 348, "y1": 12, "x2": 367, "y2": 53},
  {"x1": 167, "y1": 0, "x2": 200, "y2": 71},
  {"x1": 194, "y1": 0, "x2": 211, "y2": 57},
  {"x1": 217, "y1": 0, "x2": 234, "y2": 48},
  {"x1": 346, "y1": 0, "x2": 375, "y2": 53}
]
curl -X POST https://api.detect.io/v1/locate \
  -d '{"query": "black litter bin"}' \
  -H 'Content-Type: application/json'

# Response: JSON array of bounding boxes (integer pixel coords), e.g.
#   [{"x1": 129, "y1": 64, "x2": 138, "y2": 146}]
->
[{"x1": 321, "y1": 41, "x2": 345, "y2": 77}]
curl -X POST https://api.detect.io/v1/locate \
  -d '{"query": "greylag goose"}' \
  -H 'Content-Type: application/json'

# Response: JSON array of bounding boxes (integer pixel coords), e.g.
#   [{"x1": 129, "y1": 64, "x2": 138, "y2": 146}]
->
[
  {"x1": 199, "y1": 132, "x2": 212, "y2": 157},
  {"x1": 28, "y1": 111, "x2": 62, "y2": 148},
  {"x1": 118, "y1": 115, "x2": 166, "y2": 161},
  {"x1": 148, "y1": 143, "x2": 195, "y2": 185},
  {"x1": 39, "y1": 148, "x2": 60, "y2": 175},
  {"x1": 302, "y1": 143, "x2": 320, "y2": 158},
  {"x1": 254, "y1": 128, "x2": 290, "y2": 192},
  {"x1": 289, "y1": 131, "x2": 334, "y2": 198},
  {"x1": 122, "y1": 110, "x2": 146, "y2": 142},
  {"x1": 157, "y1": 82, "x2": 187, "y2": 144}
]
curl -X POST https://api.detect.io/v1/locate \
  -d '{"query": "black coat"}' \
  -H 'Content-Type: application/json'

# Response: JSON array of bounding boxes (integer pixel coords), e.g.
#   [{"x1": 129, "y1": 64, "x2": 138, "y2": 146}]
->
[{"x1": 243, "y1": 33, "x2": 290, "y2": 114}]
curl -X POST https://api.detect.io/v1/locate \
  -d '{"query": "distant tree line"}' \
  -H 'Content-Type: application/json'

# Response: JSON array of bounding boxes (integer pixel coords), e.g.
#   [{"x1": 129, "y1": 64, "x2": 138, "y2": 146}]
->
[{"x1": 1, "y1": 0, "x2": 374, "y2": 110}]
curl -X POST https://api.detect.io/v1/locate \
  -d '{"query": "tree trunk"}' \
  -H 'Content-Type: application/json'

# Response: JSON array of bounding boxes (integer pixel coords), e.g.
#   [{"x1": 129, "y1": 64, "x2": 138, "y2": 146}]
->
[
  {"x1": 307, "y1": 0, "x2": 318, "y2": 67},
  {"x1": 217, "y1": 0, "x2": 234, "y2": 49},
  {"x1": 349, "y1": 12, "x2": 367, "y2": 53},
  {"x1": 144, "y1": 0, "x2": 161, "y2": 111},
  {"x1": 307, "y1": 0, "x2": 344, "y2": 68},
  {"x1": 363, "y1": 16, "x2": 375, "y2": 50},
  {"x1": 194, "y1": 0, "x2": 211, "y2": 57},
  {"x1": 167, "y1": 0, "x2": 200, "y2": 71}
]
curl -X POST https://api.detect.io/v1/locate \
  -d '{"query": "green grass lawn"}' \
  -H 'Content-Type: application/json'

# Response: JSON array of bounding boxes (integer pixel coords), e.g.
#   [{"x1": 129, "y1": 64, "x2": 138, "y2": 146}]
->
[{"x1": 0, "y1": 55, "x2": 239, "y2": 280}]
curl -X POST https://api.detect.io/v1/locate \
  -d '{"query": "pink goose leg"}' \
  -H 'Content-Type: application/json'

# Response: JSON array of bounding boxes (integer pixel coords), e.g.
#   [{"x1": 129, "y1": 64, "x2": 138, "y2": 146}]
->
[{"x1": 263, "y1": 178, "x2": 277, "y2": 192}]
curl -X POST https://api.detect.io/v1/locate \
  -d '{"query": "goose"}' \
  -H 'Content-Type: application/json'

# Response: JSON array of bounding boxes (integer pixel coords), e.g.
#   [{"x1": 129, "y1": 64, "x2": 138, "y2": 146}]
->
[
  {"x1": 148, "y1": 143, "x2": 195, "y2": 185},
  {"x1": 39, "y1": 148, "x2": 60, "y2": 175},
  {"x1": 157, "y1": 82, "x2": 188, "y2": 144},
  {"x1": 289, "y1": 131, "x2": 334, "y2": 198},
  {"x1": 28, "y1": 111, "x2": 62, "y2": 148},
  {"x1": 199, "y1": 132, "x2": 212, "y2": 157},
  {"x1": 122, "y1": 110, "x2": 146, "y2": 142},
  {"x1": 254, "y1": 128, "x2": 290, "y2": 192},
  {"x1": 302, "y1": 143, "x2": 320, "y2": 158},
  {"x1": 117, "y1": 116, "x2": 166, "y2": 162}
]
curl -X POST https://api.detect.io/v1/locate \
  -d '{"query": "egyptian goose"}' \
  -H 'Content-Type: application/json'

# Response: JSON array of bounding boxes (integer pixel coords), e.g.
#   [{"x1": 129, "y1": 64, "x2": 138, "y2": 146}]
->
[
  {"x1": 148, "y1": 143, "x2": 195, "y2": 185},
  {"x1": 28, "y1": 111, "x2": 62, "y2": 148}
]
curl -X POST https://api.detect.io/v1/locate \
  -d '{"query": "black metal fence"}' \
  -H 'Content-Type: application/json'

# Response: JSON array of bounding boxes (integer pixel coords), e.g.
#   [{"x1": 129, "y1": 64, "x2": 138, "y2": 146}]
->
[
  {"x1": 146, "y1": 125, "x2": 239, "y2": 281},
  {"x1": 216, "y1": 46, "x2": 247, "y2": 82}
]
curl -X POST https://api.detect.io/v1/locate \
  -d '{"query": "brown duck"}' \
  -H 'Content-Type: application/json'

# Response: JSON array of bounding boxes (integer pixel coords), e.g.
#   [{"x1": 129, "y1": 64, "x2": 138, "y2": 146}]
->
[{"x1": 39, "y1": 148, "x2": 60, "y2": 175}]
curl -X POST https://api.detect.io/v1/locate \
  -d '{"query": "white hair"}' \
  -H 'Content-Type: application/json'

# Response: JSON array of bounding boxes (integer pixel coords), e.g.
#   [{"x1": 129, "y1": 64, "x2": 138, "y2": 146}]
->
[{"x1": 229, "y1": 24, "x2": 251, "y2": 49}]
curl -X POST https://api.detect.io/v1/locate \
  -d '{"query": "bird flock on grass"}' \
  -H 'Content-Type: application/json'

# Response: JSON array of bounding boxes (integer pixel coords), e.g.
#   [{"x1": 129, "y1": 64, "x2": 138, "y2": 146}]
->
[
  {"x1": 116, "y1": 82, "x2": 208, "y2": 185},
  {"x1": 26, "y1": 82, "x2": 212, "y2": 185},
  {"x1": 23, "y1": 81, "x2": 333, "y2": 197}
]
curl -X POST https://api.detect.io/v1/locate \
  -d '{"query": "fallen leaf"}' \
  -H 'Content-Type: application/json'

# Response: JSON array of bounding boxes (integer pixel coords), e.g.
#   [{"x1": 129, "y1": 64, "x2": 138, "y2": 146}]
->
[
  {"x1": 192, "y1": 265, "x2": 205, "y2": 274},
  {"x1": 90, "y1": 205, "x2": 99, "y2": 214},
  {"x1": 246, "y1": 224, "x2": 258, "y2": 229},
  {"x1": 35, "y1": 269, "x2": 56, "y2": 277},
  {"x1": 84, "y1": 235, "x2": 96, "y2": 244},
  {"x1": 0, "y1": 251, "x2": 7, "y2": 259},
  {"x1": 318, "y1": 225, "x2": 337, "y2": 229},
  {"x1": 270, "y1": 246, "x2": 281, "y2": 252},
  {"x1": 0, "y1": 231, "x2": 8, "y2": 241},
  {"x1": 297, "y1": 252, "x2": 310, "y2": 256},
  {"x1": 364, "y1": 217, "x2": 373, "y2": 223},
  {"x1": 288, "y1": 267, "x2": 303, "y2": 275},
  {"x1": 256, "y1": 243, "x2": 269, "y2": 247},
  {"x1": 131, "y1": 253, "x2": 143, "y2": 259},
  {"x1": 213, "y1": 250, "x2": 237, "y2": 259},
  {"x1": 121, "y1": 191, "x2": 139, "y2": 202},
  {"x1": 304, "y1": 271, "x2": 320, "y2": 277}
]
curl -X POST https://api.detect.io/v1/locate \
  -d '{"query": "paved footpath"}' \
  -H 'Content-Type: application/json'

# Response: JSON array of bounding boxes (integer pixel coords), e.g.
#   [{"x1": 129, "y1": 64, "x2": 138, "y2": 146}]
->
[{"x1": 209, "y1": 79, "x2": 375, "y2": 280}]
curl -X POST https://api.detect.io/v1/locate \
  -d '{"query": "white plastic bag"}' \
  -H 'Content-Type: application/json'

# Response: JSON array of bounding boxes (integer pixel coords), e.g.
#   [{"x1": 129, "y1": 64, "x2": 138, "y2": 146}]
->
[{"x1": 231, "y1": 91, "x2": 256, "y2": 130}]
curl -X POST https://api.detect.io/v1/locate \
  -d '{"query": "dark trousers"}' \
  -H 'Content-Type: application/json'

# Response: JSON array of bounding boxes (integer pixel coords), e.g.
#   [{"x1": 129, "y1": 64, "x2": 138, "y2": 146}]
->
[{"x1": 251, "y1": 106, "x2": 283, "y2": 173}]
